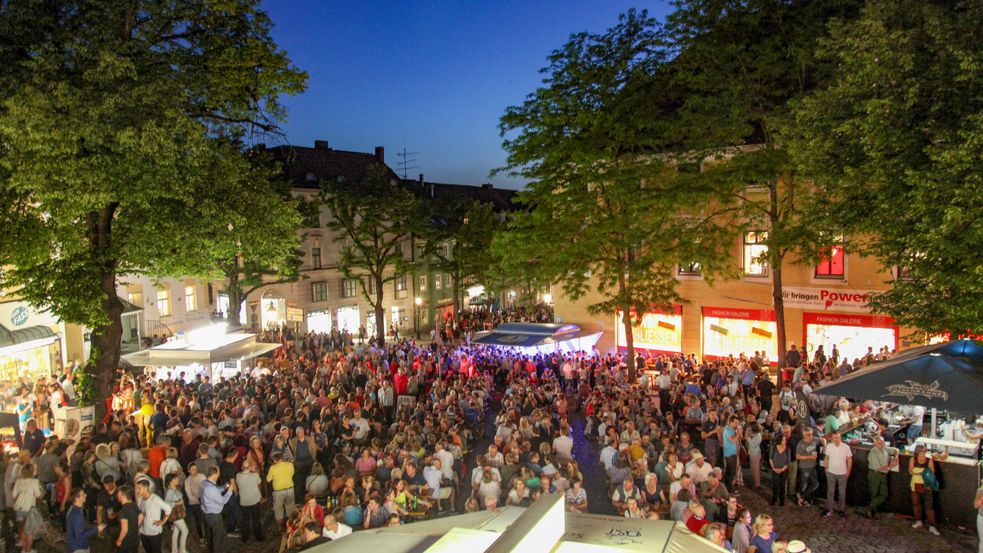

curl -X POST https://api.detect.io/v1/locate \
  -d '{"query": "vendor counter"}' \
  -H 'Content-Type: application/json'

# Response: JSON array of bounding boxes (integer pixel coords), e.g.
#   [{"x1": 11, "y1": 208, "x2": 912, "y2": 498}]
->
[{"x1": 843, "y1": 439, "x2": 980, "y2": 527}]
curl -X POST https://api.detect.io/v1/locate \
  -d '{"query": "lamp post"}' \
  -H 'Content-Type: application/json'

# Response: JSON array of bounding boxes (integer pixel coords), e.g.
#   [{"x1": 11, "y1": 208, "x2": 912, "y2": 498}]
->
[
  {"x1": 542, "y1": 292, "x2": 554, "y2": 323},
  {"x1": 414, "y1": 296, "x2": 423, "y2": 341}
]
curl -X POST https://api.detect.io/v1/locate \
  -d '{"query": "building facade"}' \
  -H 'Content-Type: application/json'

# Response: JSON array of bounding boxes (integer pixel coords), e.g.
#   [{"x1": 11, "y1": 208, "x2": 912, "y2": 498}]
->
[{"x1": 554, "y1": 233, "x2": 919, "y2": 364}]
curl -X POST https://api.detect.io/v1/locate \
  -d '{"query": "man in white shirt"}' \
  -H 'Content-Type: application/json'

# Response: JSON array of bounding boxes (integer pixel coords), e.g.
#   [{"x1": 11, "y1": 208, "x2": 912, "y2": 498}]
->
[
  {"x1": 823, "y1": 431, "x2": 853, "y2": 517},
  {"x1": 686, "y1": 451, "x2": 713, "y2": 484},
  {"x1": 136, "y1": 479, "x2": 172, "y2": 553},
  {"x1": 906, "y1": 405, "x2": 926, "y2": 443},
  {"x1": 553, "y1": 430, "x2": 574, "y2": 463},
  {"x1": 434, "y1": 442, "x2": 455, "y2": 481},
  {"x1": 599, "y1": 442, "x2": 619, "y2": 471},
  {"x1": 321, "y1": 514, "x2": 352, "y2": 540}
]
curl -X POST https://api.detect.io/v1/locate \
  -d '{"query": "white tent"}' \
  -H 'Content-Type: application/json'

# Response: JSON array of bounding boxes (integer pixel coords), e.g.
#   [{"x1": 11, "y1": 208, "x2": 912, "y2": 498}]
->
[{"x1": 314, "y1": 493, "x2": 726, "y2": 553}]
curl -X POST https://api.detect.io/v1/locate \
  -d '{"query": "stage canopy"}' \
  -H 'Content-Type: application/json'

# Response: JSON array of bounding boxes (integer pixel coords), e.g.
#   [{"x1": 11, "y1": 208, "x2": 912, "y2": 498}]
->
[
  {"x1": 814, "y1": 339, "x2": 983, "y2": 414},
  {"x1": 472, "y1": 323, "x2": 602, "y2": 353},
  {"x1": 313, "y1": 492, "x2": 726, "y2": 553}
]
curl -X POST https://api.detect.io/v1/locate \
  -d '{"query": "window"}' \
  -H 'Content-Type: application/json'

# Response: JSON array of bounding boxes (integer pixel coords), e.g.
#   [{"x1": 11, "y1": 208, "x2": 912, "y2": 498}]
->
[
  {"x1": 415, "y1": 244, "x2": 426, "y2": 260},
  {"x1": 342, "y1": 279, "x2": 357, "y2": 298},
  {"x1": 445, "y1": 273, "x2": 452, "y2": 288},
  {"x1": 743, "y1": 231, "x2": 769, "y2": 276},
  {"x1": 896, "y1": 264, "x2": 914, "y2": 280},
  {"x1": 312, "y1": 281, "x2": 328, "y2": 302},
  {"x1": 184, "y1": 285, "x2": 197, "y2": 311},
  {"x1": 678, "y1": 262, "x2": 702, "y2": 276},
  {"x1": 127, "y1": 287, "x2": 143, "y2": 308},
  {"x1": 156, "y1": 287, "x2": 172, "y2": 317},
  {"x1": 366, "y1": 278, "x2": 375, "y2": 296},
  {"x1": 395, "y1": 274, "x2": 408, "y2": 298},
  {"x1": 419, "y1": 275, "x2": 427, "y2": 292},
  {"x1": 441, "y1": 243, "x2": 450, "y2": 259},
  {"x1": 434, "y1": 274, "x2": 443, "y2": 290},
  {"x1": 311, "y1": 244, "x2": 322, "y2": 270},
  {"x1": 815, "y1": 241, "x2": 845, "y2": 278}
]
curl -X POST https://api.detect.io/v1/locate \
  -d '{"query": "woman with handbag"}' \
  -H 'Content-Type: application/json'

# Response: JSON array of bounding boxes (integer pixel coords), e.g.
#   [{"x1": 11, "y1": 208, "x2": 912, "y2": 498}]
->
[
  {"x1": 164, "y1": 474, "x2": 189, "y2": 553},
  {"x1": 908, "y1": 444, "x2": 941, "y2": 536}
]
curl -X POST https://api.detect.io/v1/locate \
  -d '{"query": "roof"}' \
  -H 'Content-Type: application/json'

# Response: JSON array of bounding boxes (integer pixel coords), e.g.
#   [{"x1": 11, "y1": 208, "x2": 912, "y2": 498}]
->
[
  {"x1": 404, "y1": 178, "x2": 518, "y2": 212},
  {"x1": 266, "y1": 144, "x2": 402, "y2": 190}
]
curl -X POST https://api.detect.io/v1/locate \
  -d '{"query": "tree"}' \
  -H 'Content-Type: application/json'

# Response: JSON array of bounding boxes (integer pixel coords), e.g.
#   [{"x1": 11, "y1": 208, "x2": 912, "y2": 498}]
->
[
  {"x1": 208, "y1": 148, "x2": 304, "y2": 327},
  {"x1": 791, "y1": 1, "x2": 983, "y2": 336},
  {"x1": 661, "y1": 0, "x2": 861, "y2": 379},
  {"x1": 494, "y1": 9, "x2": 734, "y2": 381},
  {"x1": 425, "y1": 197, "x2": 503, "y2": 314},
  {"x1": 0, "y1": 0, "x2": 306, "y2": 414},
  {"x1": 321, "y1": 164, "x2": 426, "y2": 346}
]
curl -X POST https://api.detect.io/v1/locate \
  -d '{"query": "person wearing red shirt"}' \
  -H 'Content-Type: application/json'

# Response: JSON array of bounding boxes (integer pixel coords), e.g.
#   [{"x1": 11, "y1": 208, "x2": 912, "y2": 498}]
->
[
  {"x1": 685, "y1": 501, "x2": 711, "y2": 536},
  {"x1": 147, "y1": 436, "x2": 169, "y2": 479},
  {"x1": 394, "y1": 369, "x2": 409, "y2": 396}
]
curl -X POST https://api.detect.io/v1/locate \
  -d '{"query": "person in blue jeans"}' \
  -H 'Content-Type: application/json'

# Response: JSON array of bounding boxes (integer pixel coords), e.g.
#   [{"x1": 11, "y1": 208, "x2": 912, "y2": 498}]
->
[{"x1": 795, "y1": 427, "x2": 821, "y2": 506}]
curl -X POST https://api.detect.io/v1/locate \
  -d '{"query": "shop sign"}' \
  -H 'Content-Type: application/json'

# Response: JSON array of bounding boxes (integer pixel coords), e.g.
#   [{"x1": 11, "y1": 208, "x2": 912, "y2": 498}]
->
[
  {"x1": 782, "y1": 286, "x2": 879, "y2": 313},
  {"x1": 10, "y1": 306, "x2": 29, "y2": 327},
  {"x1": 286, "y1": 307, "x2": 304, "y2": 322},
  {"x1": 615, "y1": 306, "x2": 683, "y2": 354},
  {"x1": 702, "y1": 306, "x2": 776, "y2": 321},
  {"x1": 802, "y1": 312, "x2": 896, "y2": 328}
]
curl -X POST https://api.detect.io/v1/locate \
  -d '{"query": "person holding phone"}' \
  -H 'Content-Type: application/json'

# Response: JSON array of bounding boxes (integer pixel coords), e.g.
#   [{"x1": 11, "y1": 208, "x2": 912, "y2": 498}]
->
[{"x1": 66, "y1": 488, "x2": 106, "y2": 553}]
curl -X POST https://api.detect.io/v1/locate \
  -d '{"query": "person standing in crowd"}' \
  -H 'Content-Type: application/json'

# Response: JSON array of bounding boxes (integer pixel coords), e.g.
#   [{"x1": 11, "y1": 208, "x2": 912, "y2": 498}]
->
[
  {"x1": 65, "y1": 488, "x2": 106, "y2": 553},
  {"x1": 722, "y1": 415, "x2": 741, "y2": 489},
  {"x1": 163, "y1": 474, "x2": 189, "y2": 553},
  {"x1": 200, "y1": 465, "x2": 234, "y2": 553},
  {"x1": 865, "y1": 436, "x2": 897, "y2": 518},
  {"x1": 135, "y1": 478, "x2": 171, "y2": 553},
  {"x1": 822, "y1": 431, "x2": 852, "y2": 518},
  {"x1": 748, "y1": 514, "x2": 776, "y2": 553},
  {"x1": 909, "y1": 444, "x2": 941, "y2": 536},
  {"x1": 267, "y1": 452, "x2": 295, "y2": 529},
  {"x1": 13, "y1": 463, "x2": 43, "y2": 553},
  {"x1": 795, "y1": 427, "x2": 820, "y2": 506},
  {"x1": 290, "y1": 427, "x2": 317, "y2": 504},
  {"x1": 114, "y1": 486, "x2": 140, "y2": 553},
  {"x1": 236, "y1": 459, "x2": 265, "y2": 543},
  {"x1": 973, "y1": 483, "x2": 983, "y2": 553}
]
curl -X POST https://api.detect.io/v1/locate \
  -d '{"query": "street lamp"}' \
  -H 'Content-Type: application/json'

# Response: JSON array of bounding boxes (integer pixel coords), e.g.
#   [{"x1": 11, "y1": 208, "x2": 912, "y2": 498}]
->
[{"x1": 414, "y1": 296, "x2": 423, "y2": 341}]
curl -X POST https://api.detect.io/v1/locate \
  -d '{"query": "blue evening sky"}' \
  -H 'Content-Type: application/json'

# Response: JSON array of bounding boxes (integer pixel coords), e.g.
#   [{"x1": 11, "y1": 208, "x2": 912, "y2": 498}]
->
[{"x1": 261, "y1": 1, "x2": 672, "y2": 189}]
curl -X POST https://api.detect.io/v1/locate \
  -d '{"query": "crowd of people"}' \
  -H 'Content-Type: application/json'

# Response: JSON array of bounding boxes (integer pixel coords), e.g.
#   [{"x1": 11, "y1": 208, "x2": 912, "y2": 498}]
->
[{"x1": 0, "y1": 330, "x2": 978, "y2": 553}]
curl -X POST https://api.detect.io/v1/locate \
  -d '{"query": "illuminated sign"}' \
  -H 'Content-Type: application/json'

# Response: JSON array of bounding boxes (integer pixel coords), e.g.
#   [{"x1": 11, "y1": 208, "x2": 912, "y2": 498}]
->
[
  {"x1": 782, "y1": 286, "x2": 880, "y2": 312},
  {"x1": 702, "y1": 306, "x2": 778, "y2": 362},
  {"x1": 10, "y1": 306, "x2": 29, "y2": 327},
  {"x1": 615, "y1": 306, "x2": 682, "y2": 354},
  {"x1": 803, "y1": 311, "x2": 898, "y2": 363}
]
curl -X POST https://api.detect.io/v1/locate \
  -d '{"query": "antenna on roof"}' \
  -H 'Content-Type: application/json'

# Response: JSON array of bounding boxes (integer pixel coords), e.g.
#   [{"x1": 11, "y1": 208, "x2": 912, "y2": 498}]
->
[{"x1": 396, "y1": 147, "x2": 419, "y2": 179}]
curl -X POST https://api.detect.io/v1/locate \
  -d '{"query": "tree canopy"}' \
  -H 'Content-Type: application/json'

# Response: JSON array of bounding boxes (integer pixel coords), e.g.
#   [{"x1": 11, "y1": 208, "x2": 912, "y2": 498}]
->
[
  {"x1": 791, "y1": 0, "x2": 983, "y2": 336},
  {"x1": 0, "y1": 0, "x2": 306, "y2": 409},
  {"x1": 494, "y1": 9, "x2": 734, "y2": 378}
]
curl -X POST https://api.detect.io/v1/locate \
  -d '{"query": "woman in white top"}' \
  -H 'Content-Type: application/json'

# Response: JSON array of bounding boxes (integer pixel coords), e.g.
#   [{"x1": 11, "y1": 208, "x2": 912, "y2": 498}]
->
[
  {"x1": 13, "y1": 464, "x2": 43, "y2": 553},
  {"x1": 305, "y1": 463, "x2": 330, "y2": 497}
]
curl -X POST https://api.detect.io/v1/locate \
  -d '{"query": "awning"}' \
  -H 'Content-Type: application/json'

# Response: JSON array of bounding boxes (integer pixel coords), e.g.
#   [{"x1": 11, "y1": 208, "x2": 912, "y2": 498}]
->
[
  {"x1": 121, "y1": 331, "x2": 280, "y2": 368},
  {"x1": 472, "y1": 322, "x2": 598, "y2": 350},
  {"x1": 0, "y1": 323, "x2": 58, "y2": 353}
]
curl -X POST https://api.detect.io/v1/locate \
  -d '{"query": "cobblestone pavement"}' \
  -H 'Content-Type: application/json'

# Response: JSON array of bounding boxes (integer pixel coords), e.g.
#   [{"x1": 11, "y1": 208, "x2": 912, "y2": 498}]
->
[{"x1": 24, "y1": 402, "x2": 980, "y2": 553}]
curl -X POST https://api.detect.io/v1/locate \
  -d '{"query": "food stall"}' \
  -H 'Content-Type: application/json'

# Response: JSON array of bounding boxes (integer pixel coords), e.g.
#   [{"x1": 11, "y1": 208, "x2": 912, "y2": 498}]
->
[
  {"x1": 815, "y1": 339, "x2": 983, "y2": 527},
  {"x1": 840, "y1": 421, "x2": 980, "y2": 526}
]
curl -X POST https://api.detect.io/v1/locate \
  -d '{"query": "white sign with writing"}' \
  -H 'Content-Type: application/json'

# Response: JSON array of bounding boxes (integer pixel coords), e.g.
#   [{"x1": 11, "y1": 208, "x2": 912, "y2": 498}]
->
[{"x1": 781, "y1": 286, "x2": 879, "y2": 313}]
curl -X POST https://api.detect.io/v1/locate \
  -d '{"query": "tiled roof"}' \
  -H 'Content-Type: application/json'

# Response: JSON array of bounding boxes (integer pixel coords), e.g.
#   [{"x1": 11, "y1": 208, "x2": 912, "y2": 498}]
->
[
  {"x1": 403, "y1": 178, "x2": 518, "y2": 212},
  {"x1": 266, "y1": 143, "x2": 400, "y2": 190}
]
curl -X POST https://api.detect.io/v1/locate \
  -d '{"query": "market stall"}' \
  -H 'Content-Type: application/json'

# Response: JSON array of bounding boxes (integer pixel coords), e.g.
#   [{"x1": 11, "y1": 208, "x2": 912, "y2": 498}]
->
[
  {"x1": 815, "y1": 339, "x2": 983, "y2": 526},
  {"x1": 121, "y1": 323, "x2": 281, "y2": 380}
]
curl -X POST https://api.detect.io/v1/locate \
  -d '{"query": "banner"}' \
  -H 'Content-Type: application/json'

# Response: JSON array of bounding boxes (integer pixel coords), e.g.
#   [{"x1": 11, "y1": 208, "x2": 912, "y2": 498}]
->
[
  {"x1": 803, "y1": 311, "x2": 898, "y2": 362},
  {"x1": 781, "y1": 286, "x2": 879, "y2": 313},
  {"x1": 615, "y1": 306, "x2": 683, "y2": 354},
  {"x1": 702, "y1": 306, "x2": 778, "y2": 363}
]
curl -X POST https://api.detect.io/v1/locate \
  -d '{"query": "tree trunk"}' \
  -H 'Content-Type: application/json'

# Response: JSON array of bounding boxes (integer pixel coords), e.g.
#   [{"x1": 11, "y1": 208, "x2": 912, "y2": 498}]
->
[
  {"x1": 87, "y1": 205, "x2": 122, "y2": 421},
  {"x1": 453, "y1": 271, "x2": 462, "y2": 315},
  {"x1": 622, "y1": 308, "x2": 636, "y2": 383},
  {"x1": 769, "y1": 183, "x2": 787, "y2": 388},
  {"x1": 374, "y1": 275, "x2": 386, "y2": 347}
]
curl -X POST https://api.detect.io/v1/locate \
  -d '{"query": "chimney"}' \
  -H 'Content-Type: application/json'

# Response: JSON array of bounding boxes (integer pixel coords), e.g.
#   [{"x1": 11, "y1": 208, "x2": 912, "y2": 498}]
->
[
  {"x1": 418, "y1": 174, "x2": 424, "y2": 188},
  {"x1": 374, "y1": 146, "x2": 385, "y2": 163},
  {"x1": 314, "y1": 140, "x2": 329, "y2": 150}
]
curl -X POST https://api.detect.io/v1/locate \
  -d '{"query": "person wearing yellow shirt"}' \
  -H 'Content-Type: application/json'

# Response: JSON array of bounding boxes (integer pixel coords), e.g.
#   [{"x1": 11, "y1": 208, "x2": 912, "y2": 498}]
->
[{"x1": 266, "y1": 452, "x2": 295, "y2": 528}]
